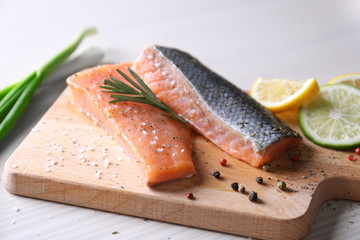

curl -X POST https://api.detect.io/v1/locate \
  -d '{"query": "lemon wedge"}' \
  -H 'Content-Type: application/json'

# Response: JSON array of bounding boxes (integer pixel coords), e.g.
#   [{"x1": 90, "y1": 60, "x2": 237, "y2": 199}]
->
[
  {"x1": 250, "y1": 77, "x2": 320, "y2": 113},
  {"x1": 328, "y1": 73, "x2": 360, "y2": 88}
]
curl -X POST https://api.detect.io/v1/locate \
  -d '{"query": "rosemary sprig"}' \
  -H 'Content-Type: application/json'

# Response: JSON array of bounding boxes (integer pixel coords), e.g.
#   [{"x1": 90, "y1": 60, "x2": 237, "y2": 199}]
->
[{"x1": 100, "y1": 67, "x2": 189, "y2": 126}]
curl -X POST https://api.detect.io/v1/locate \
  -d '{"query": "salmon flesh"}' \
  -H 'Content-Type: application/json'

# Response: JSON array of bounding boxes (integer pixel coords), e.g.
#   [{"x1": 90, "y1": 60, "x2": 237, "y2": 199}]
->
[
  {"x1": 133, "y1": 45, "x2": 302, "y2": 167},
  {"x1": 67, "y1": 62, "x2": 196, "y2": 186}
]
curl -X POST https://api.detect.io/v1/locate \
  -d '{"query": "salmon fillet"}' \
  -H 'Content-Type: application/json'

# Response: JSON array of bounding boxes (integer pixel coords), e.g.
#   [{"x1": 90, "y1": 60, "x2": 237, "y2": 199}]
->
[
  {"x1": 132, "y1": 45, "x2": 302, "y2": 167},
  {"x1": 66, "y1": 62, "x2": 196, "y2": 186}
]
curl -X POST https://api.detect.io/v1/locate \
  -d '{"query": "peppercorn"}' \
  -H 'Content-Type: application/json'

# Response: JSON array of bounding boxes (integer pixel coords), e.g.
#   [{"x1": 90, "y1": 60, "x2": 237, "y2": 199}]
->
[
  {"x1": 239, "y1": 184, "x2": 245, "y2": 193},
  {"x1": 256, "y1": 177, "x2": 263, "y2": 184},
  {"x1": 355, "y1": 148, "x2": 360, "y2": 155},
  {"x1": 219, "y1": 158, "x2": 227, "y2": 166},
  {"x1": 262, "y1": 163, "x2": 270, "y2": 171},
  {"x1": 278, "y1": 181, "x2": 286, "y2": 190},
  {"x1": 292, "y1": 155, "x2": 300, "y2": 162},
  {"x1": 348, "y1": 155, "x2": 356, "y2": 161},
  {"x1": 186, "y1": 193, "x2": 194, "y2": 199},
  {"x1": 231, "y1": 182, "x2": 239, "y2": 191},
  {"x1": 213, "y1": 171, "x2": 221, "y2": 178},
  {"x1": 249, "y1": 191, "x2": 258, "y2": 202}
]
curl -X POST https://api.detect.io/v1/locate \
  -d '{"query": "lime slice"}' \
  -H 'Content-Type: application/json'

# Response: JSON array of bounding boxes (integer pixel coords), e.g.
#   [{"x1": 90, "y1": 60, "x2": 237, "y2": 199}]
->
[{"x1": 299, "y1": 84, "x2": 360, "y2": 150}]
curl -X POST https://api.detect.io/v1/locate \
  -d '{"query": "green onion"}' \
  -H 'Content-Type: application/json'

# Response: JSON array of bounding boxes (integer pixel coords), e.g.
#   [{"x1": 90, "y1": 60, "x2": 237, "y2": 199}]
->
[{"x1": 0, "y1": 28, "x2": 96, "y2": 140}]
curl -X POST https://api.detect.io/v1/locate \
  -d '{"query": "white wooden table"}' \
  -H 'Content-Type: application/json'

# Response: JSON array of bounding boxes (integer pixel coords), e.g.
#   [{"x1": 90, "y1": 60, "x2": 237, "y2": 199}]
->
[{"x1": 1, "y1": 1, "x2": 360, "y2": 239}]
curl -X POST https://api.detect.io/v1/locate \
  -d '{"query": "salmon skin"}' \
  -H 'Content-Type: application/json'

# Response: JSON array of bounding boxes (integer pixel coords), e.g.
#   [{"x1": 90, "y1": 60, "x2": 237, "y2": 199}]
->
[
  {"x1": 133, "y1": 45, "x2": 302, "y2": 167},
  {"x1": 67, "y1": 62, "x2": 196, "y2": 186}
]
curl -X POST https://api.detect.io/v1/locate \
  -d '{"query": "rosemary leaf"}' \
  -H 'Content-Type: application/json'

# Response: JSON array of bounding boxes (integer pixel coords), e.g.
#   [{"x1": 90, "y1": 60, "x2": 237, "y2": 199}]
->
[{"x1": 101, "y1": 68, "x2": 189, "y2": 126}]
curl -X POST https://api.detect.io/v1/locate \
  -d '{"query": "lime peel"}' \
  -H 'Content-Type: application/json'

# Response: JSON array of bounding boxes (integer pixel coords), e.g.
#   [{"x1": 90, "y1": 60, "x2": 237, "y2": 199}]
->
[{"x1": 299, "y1": 83, "x2": 360, "y2": 150}]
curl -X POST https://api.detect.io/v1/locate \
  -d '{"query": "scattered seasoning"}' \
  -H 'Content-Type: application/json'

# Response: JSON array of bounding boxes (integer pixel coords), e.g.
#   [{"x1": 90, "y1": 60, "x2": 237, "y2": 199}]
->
[
  {"x1": 262, "y1": 163, "x2": 270, "y2": 171},
  {"x1": 219, "y1": 158, "x2": 227, "y2": 166},
  {"x1": 212, "y1": 171, "x2": 221, "y2": 179},
  {"x1": 348, "y1": 155, "x2": 356, "y2": 161},
  {"x1": 278, "y1": 181, "x2": 286, "y2": 190},
  {"x1": 231, "y1": 182, "x2": 239, "y2": 191},
  {"x1": 239, "y1": 184, "x2": 245, "y2": 193},
  {"x1": 249, "y1": 191, "x2": 258, "y2": 202},
  {"x1": 292, "y1": 155, "x2": 300, "y2": 162},
  {"x1": 186, "y1": 193, "x2": 194, "y2": 199},
  {"x1": 112, "y1": 231, "x2": 119, "y2": 235},
  {"x1": 256, "y1": 177, "x2": 263, "y2": 184},
  {"x1": 355, "y1": 148, "x2": 360, "y2": 155}
]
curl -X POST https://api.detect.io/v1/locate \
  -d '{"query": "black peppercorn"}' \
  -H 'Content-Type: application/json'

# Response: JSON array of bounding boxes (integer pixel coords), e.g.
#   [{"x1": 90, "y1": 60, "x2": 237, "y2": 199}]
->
[
  {"x1": 249, "y1": 191, "x2": 258, "y2": 202},
  {"x1": 256, "y1": 177, "x2": 263, "y2": 184},
  {"x1": 213, "y1": 171, "x2": 220, "y2": 178},
  {"x1": 231, "y1": 182, "x2": 239, "y2": 191}
]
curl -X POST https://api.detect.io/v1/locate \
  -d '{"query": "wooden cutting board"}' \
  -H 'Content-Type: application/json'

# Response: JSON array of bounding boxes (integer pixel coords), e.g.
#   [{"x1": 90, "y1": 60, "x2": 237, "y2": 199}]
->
[{"x1": 3, "y1": 87, "x2": 360, "y2": 240}]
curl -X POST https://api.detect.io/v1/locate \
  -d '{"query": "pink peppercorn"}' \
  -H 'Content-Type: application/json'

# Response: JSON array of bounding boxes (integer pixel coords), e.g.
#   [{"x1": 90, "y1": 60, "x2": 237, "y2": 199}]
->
[
  {"x1": 292, "y1": 155, "x2": 300, "y2": 162},
  {"x1": 220, "y1": 158, "x2": 227, "y2": 166},
  {"x1": 355, "y1": 148, "x2": 360, "y2": 155},
  {"x1": 348, "y1": 155, "x2": 356, "y2": 161}
]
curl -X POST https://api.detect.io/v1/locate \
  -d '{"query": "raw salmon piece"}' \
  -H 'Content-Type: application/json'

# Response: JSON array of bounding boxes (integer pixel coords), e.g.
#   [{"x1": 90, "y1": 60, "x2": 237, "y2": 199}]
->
[
  {"x1": 66, "y1": 62, "x2": 196, "y2": 186},
  {"x1": 132, "y1": 45, "x2": 302, "y2": 167}
]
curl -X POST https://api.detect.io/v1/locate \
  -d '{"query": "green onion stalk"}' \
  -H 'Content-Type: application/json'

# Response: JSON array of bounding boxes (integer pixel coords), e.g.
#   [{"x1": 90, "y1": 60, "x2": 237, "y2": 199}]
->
[{"x1": 0, "y1": 28, "x2": 97, "y2": 140}]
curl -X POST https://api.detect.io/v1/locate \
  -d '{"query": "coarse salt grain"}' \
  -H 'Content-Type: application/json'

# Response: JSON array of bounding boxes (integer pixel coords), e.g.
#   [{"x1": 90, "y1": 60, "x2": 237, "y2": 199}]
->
[
  {"x1": 172, "y1": 153, "x2": 176, "y2": 157},
  {"x1": 57, "y1": 146, "x2": 63, "y2": 152},
  {"x1": 90, "y1": 139, "x2": 95, "y2": 143},
  {"x1": 10, "y1": 220, "x2": 16, "y2": 225},
  {"x1": 44, "y1": 151, "x2": 50, "y2": 154},
  {"x1": 59, "y1": 157, "x2": 63, "y2": 161},
  {"x1": 91, "y1": 162, "x2": 96, "y2": 166},
  {"x1": 50, "y1": 160, "x2": 55, "y2": 165},
  {"x1": 31, "y1": 127, "x2": 39, "y2": 132},
  {"x1": 45, "y1": 167, "x2": 51, "y2": 172},
  {"x1": 72, "y1": 138, "x2": 77, "y2": 143},
  {"x1": 12, "y1": 164, "x2": 17, "y2": 169},
  {"x1": 61, "y1": 130, "x2": 68, "y2": 135},
  {"x1": 78, "y1": 154, "x2": 84, "y2": 159},
  {"x1": 13, "y1": 206, "x2": 20, "y2": 212},
  {"x1": 79, "y1": 148, "x2": 85, "y2": 153},
  {"x1": 181, "y1": 149, "x2": 185, "y2": 152},
  {"x1": 87, "y1": 147, "x2": 94, "y2": 151},
  {"x1": 156, "y1": 148, "x2": 164, "y2": 152},
  {"x1": 46, "y1": 157, "x2": 51, "y2": 161}
]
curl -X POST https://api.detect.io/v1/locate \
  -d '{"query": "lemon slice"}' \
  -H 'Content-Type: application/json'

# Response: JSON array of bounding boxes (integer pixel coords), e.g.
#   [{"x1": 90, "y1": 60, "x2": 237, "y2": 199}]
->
[
  {"x1": 299, "y1": 84, "x2": 360, "y2": 150},
  {"x1": 328, "y1": 73, "x2": 360, "y2": 88},
  {"x1": 250, "y1": 77, "x2": 319, "y2": 113}
]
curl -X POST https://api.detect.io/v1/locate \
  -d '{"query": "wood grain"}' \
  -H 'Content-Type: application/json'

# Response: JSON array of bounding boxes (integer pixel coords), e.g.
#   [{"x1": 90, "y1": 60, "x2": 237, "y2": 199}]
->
[{"x1": 2, "y1": 88, "x2": 360, "y2": 240}]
